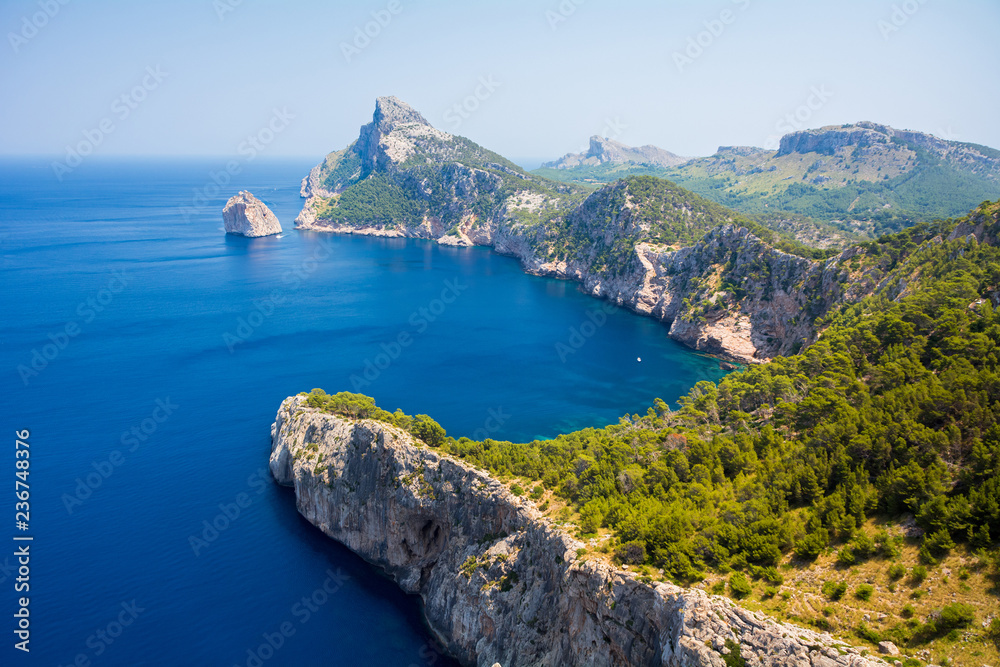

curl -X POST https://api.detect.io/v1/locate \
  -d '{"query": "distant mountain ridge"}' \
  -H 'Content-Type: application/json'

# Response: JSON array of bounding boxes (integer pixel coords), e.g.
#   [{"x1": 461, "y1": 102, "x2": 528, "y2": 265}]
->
[
  {"x1": 535, "y1": 122, "x2": 1000, "y2": 236},
  {"x1": 778, "y1": 121, "x2": 999, "y2": 167},
  {"x1": 541, "y1": 135, "x2": 689, "y2": 170}
]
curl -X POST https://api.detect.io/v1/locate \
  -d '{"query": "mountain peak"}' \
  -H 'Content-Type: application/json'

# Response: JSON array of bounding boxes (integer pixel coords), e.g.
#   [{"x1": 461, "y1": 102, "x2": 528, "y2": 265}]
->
[
  {"x1": 352, "y1": 97, "x2": 435, "y2": 175},
  {"x1": 372, "y1": 96, "x2": 430, "y2": 132}
]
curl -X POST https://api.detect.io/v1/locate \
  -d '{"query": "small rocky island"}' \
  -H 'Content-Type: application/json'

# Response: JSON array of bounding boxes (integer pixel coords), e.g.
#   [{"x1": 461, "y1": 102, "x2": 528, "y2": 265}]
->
[{"x1": 222, "y1": 190, "x2": 282, "y2": 237}]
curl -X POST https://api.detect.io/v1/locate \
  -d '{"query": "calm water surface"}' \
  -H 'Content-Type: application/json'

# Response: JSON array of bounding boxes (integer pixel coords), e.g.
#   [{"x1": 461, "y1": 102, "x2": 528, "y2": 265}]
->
[{"x1": 0, "y1": 158, "x2": 727, "y2": 665}]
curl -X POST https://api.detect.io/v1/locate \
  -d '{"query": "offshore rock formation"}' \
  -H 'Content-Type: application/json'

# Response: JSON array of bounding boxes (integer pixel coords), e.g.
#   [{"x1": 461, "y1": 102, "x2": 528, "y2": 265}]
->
[
  {"x1": 542, "y1": 136, "x2": 690, "y2": 170},
  {"x1": 270, "y1": 395, "x2": 890, "y2": 667},
  {"x1": 223, "y1": 190, "x2": 282, "y2": 237}
]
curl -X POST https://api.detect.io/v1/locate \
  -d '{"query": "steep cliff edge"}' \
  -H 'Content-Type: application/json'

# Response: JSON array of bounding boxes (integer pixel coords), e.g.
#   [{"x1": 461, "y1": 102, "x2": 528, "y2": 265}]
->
[{"x1": 270, "y1": 395, "x2": 889, "y2": 667}]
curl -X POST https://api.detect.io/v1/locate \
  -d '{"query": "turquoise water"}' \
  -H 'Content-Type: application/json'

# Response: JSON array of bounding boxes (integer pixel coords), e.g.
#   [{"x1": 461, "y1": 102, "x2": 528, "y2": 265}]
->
[{"x1": 0, "y1": 157, "x2": 728, "y2": 665}]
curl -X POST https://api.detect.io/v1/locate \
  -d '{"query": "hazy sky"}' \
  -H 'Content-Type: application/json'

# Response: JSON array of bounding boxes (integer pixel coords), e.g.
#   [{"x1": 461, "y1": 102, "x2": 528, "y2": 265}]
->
[{"x1": 2, "y1": 0, "x2": 998, "y2": 165}]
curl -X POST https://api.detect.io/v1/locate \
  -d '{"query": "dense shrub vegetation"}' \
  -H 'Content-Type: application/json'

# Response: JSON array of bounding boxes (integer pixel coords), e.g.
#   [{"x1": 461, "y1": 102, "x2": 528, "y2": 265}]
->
[
  {"x1": 442, "y1": 203, "x2": 1000, "y2": 582},
  {"x1": 534, "y1": 176, "x2": 834, "y2": 275},
  {"x1": 302, "y1": 389, "x2": 447, "y2": 449}
]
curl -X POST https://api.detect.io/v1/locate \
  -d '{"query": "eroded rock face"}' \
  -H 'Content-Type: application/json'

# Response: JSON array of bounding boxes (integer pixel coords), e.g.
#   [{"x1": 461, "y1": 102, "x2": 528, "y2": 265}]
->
[
  {"x1": 270, "y1": 396, "x2": 891, "y2": 667},
  {"x1": 223, "y1": 191, "x2": 282, "y2": 237},
  {"x1": 777, "y1": 121, "x2": 1000, "y2": 173}
]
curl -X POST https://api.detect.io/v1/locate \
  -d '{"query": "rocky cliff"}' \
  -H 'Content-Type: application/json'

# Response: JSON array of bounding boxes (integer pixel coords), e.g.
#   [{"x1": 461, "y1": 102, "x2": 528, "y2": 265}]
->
[
  {"x1": 295, "y1": 96, "x2": 582, "y2": 235},
  {"x1": 223, "y1": 190, "x2": 282, "y2": 237},
  {"x1": 270, "y1": 395, "x2": 890, "y2": 667},
  {"x1": 502, "y1": 177, "x2": 886, "y2": 362}
]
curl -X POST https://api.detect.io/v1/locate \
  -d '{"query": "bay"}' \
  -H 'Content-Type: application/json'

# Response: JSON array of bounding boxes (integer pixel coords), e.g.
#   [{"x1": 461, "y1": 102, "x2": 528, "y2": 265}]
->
[{"x1": 0, "y1": 157, "x2": 727, "y2": 666}]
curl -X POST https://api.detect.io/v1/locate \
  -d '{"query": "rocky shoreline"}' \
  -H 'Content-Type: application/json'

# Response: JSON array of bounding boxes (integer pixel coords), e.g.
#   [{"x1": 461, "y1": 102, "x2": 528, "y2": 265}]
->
[
  {"x1": 270, "y1": 395, "x2": 891, "y2": 667},
  {"x1": 296, "y1": 198, "x2": 866, "y2": 365}
]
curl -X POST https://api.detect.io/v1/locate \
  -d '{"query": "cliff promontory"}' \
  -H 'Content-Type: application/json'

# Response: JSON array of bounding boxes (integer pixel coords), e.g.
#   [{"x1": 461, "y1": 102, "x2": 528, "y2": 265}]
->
[
  {"x1": 296, "y1": 98, "x2": 877, "y2": 363},
  {"x1": 270, "y1": 395, "x2": 890, "y2": 667}
]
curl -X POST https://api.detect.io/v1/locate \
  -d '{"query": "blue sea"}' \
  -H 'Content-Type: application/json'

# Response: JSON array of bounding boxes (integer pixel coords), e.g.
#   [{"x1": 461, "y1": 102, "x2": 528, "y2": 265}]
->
[{"x1": 0, "y1": 157, "x2": 728, "y2": 666}]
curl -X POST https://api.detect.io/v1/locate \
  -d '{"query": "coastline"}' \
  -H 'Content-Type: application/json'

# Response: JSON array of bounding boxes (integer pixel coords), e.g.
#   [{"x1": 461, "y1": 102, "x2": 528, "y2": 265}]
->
[{"x1": 294, "y1": 196, "x2": 768, "y2": 366}]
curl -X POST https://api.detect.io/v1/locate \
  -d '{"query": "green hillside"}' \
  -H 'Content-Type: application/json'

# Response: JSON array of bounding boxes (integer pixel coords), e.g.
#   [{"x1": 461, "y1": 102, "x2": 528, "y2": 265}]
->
[{"x1": 535, "y1": 125, "x2": 1000, "y2": 239}]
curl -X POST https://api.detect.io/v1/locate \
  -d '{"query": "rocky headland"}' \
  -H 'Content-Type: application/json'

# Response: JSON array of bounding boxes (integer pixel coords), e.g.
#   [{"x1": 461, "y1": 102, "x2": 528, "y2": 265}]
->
[
  {"x1": 269, "y1": 395, "x2": 891, "y2": 667},
  {"x1": 294, "y1": 98, "x2": 898, "y2": 364}
]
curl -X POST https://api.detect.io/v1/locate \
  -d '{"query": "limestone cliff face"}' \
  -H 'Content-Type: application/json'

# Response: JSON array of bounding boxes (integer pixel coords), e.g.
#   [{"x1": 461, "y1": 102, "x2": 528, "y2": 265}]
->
[
  {"x1": 223, "y1": 190, "x2": 282, "y2": 237},
  {"x1": 514, "y1": 222, "x2": 885, "y2": 362},
  {"x1": 298, "y1": 179, "x2": 863, "y2": 363},
  {"x1": 295, "y1": 96, "x2": 577, "y2": 235},
  {"x1": 270, "y1": 396, "x2": 889, "y2": 667},
  {"x1": 777, "y1": 121, "x2": 1000, "y2": 175}
]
